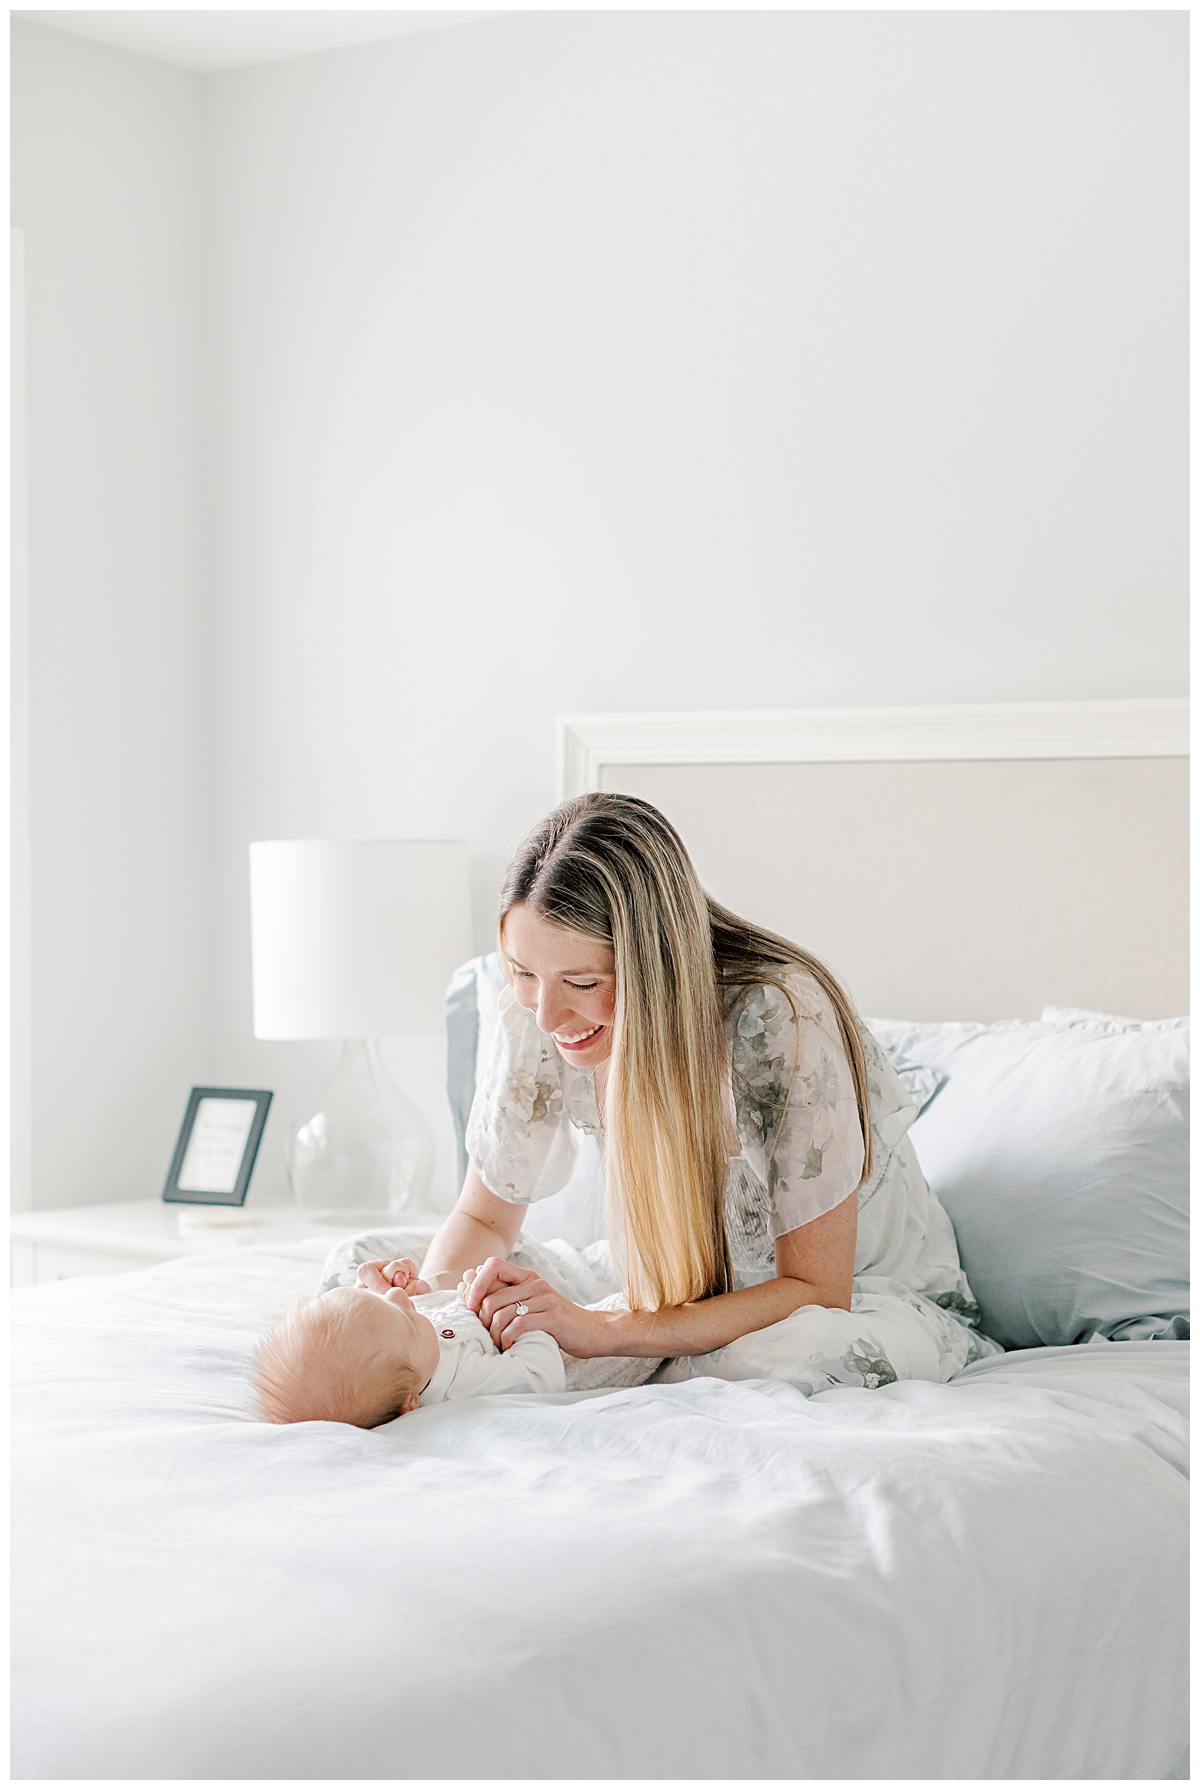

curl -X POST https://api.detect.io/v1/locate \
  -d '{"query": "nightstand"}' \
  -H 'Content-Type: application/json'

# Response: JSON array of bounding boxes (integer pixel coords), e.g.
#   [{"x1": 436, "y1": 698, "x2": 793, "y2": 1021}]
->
[{"x1": 10, "y1": 1198, "x2": 446, "y2": 1287}]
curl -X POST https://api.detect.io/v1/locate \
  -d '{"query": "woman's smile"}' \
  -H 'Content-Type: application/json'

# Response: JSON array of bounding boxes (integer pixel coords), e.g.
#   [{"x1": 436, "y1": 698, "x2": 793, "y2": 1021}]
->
[{"x1": 553, "y1": 1021, "x2": 606, "y2": 1052}]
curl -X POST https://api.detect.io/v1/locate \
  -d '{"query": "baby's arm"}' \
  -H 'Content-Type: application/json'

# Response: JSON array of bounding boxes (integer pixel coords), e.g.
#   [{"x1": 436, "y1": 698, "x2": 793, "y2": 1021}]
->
[{"x1": 449, "y1": 1330, "x2": 567, "y2": 1399}]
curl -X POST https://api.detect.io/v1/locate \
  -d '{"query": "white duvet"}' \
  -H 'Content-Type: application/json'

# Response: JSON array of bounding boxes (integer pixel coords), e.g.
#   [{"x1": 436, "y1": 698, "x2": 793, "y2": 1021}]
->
[{"x1": 11, "y1": 1234, "x2": 1189, "y2": 1780}]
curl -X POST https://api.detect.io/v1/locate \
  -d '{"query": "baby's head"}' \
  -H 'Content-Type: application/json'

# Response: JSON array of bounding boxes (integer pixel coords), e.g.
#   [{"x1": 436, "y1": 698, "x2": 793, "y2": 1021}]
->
[{"x1": 253, "y1": 1284, "x2": 441, "y2": 1428}]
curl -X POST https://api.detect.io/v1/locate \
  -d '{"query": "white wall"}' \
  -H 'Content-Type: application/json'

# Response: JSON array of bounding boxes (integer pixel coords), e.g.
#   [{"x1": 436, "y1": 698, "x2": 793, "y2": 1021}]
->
[
  {"x1": 11, "y1": 22, "x2": 211, "y2": 1208},
  {"x1": 205, "y1": 11, "x2": 1186, "y2": 1202},
  {"x1": 11, "y1": 12, "x2": 1188, "y2": 1214}
]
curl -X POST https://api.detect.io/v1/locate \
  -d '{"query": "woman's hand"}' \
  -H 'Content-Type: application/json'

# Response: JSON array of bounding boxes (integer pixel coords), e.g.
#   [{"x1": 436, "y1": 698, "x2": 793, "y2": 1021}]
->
[
  {"x1": 461, "y1": 1257, "x2": 616, "y2": 1357},
  {"x1": 356, "y1": 1258, "x2": 431, "y2": 1296}
]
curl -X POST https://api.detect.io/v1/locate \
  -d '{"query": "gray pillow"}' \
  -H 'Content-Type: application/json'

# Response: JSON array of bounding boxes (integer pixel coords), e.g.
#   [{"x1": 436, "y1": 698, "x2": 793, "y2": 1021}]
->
[
  {"x1": 445, "y1": 953, "x2": 504, "y2": 1188},
  {"x1": 883, "y1": 1018, "x2": 1189, "y2": 1350}
]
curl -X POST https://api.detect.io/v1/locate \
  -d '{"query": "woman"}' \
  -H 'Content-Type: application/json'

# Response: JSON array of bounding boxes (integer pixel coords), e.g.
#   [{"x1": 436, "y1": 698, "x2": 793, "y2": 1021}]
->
[{"x1": 420, "y1": 794, "x2": 998, "y2": 1392}]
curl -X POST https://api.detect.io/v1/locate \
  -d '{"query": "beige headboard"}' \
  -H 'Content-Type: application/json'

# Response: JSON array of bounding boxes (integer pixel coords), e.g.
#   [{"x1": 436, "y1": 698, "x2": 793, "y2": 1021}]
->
[{"x1": 556, "y1": 701, "x2": 1188, "y2": 1022}]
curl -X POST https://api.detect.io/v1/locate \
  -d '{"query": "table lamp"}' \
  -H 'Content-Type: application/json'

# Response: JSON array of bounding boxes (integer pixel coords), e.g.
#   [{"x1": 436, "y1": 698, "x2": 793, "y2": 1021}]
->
[{"x1": 249, "y1": 838, "x2": 470, "y2": 1226}]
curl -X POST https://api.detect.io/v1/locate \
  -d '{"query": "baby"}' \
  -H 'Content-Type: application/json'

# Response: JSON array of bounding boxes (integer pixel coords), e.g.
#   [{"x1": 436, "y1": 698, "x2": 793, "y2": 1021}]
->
[{"x1": 253, "y1": 1254, "x2": 672, "y2": 1427}]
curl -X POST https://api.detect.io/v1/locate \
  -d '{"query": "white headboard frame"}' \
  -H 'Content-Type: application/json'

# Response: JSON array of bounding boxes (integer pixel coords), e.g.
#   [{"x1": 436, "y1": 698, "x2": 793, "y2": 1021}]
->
[
  {"x1": 554, "y1": 698, "x2": 1188, "y2": 1022},
  {"x1": 557, "y1": 699, "x2": 1187, "y2": 800}
]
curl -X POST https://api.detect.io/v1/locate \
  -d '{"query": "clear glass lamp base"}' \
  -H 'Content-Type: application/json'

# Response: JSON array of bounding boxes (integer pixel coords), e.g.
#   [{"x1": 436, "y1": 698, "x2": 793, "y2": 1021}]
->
[{"x1": 286, "y1": 1038, "x2": 434, "y2": 1227}]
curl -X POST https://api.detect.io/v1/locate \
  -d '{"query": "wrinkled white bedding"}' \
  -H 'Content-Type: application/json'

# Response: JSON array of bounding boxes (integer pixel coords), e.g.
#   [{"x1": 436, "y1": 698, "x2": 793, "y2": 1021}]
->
[{"x1": 12, "y1": 1236, "x2": 1189, "y2": 1780}]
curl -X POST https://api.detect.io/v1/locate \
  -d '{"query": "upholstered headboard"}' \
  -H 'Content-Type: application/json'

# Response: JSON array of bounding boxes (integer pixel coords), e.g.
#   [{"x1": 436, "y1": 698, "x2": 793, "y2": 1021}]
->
[{"x1": 555, "y1": 700, "x2": 1188, "y2": 1022}]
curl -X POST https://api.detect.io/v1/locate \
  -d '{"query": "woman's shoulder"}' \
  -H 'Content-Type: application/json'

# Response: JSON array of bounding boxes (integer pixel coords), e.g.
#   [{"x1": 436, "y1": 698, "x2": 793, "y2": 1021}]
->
[
  {"x1": 724, "y1": 970, "x2": 844, "y2": 1137},
  {"x1": 724, "y1": 965, "x2": 837, "y2": 1044},
  {"x1": 725, "y1": 967, "x2": 898, "y2": 1082}
]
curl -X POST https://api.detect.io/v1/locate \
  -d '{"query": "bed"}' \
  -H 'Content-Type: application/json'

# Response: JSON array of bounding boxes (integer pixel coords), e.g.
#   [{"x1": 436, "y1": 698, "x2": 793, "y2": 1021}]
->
[{"x1": 12, "y1": 699, "x2": 1189, "y2": 1780}]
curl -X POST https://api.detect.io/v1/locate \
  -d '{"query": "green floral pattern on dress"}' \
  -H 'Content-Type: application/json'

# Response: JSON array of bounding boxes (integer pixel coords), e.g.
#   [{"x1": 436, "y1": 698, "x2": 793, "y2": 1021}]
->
[
  {"x1": 933, "y1": 1287, "x2": 984, "y2": 1326},
  {"x1": 810, "y1": 1339, "x2": 900, "y2": 1392}
]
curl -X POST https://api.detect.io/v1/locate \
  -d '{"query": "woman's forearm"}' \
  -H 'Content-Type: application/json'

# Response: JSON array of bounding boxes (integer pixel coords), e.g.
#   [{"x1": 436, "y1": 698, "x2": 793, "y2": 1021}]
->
[
  {"x1": 594, "y1": 1274, "x2": 829, "y2": 1358},
  {"x1": 421, "y1": 1168, "x2": 526, "y2": 1292},
  {"x1": 420, "y1": 1210, "x2": 516, "y2": 1291}
]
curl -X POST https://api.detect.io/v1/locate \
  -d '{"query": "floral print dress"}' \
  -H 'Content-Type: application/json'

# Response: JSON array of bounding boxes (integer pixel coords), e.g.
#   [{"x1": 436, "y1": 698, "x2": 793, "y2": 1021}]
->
[{"x1": 465, "y1": 970, "x2": 1001, "y2": 1393}]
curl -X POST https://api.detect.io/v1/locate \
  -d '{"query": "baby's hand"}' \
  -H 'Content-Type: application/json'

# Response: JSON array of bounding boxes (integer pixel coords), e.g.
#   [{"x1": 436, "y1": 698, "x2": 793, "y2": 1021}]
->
[
  {"x1": 457, "y1": 1263, "x2": 486, "y2": 1304},
  {"x1": 384, "y1": 1258, "x2": 431, "y2": 1295},
  {"x1": 355, "y1": 1257, "x2": 430, "y2": 1296}
]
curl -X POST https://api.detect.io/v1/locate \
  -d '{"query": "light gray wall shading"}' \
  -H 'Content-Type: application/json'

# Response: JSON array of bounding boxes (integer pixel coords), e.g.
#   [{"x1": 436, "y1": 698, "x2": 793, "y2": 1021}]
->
[{"x1": 11, "y1": 22, "x2": 211, "y2": 1208}]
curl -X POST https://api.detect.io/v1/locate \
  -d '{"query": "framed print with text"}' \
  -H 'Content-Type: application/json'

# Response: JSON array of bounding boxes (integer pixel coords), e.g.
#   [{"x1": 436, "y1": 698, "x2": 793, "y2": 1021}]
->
[{"x1": 161, "y1": 1087, "x2": 273, "y2": 1207}]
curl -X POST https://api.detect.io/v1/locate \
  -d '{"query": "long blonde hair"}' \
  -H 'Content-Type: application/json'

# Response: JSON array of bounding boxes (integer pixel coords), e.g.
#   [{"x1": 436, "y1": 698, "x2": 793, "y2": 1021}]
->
[{"x1": 498, "y1": 793, "x2": 874, "y2": 1312}]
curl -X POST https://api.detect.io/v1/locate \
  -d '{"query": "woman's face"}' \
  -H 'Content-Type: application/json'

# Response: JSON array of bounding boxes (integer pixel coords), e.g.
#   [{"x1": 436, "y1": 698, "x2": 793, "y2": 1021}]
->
[{"x1": 502, "y1": 903, "x2": 616, "y2": 1067}]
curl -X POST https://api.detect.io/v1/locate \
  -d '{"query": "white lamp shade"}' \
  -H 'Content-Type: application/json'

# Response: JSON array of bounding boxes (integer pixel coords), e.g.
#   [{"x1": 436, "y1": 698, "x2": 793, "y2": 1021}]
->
[{"x1": 249, "y1": 839, "x2": 471, "y2": 1040}]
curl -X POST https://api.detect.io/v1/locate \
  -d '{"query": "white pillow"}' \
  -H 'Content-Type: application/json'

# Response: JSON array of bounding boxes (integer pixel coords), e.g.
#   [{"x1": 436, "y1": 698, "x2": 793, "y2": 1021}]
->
[
  {"x1": 1041, "y1": 1004, "x2": 1142, "y2": 1026},
  {"x1": 889, "y1": 1018, "x2": 1189, "y2": 1349},
  {"x1": 871, "y1": 1008, "x2": 1147, "y2": 1037},
  {"x1": 864, "y1": 1016, "x2": 980, "y2": 1049}
]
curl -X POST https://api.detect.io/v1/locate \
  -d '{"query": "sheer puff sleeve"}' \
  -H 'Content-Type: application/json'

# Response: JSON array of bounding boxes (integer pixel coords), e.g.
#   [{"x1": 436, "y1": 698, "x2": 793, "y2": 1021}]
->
[
  {"x1": 730, "y1": 973, "x2": 866, "y2": 1240},
  {"x1": 464, "y1": 984, "x2": 580, "y2": 1205}
]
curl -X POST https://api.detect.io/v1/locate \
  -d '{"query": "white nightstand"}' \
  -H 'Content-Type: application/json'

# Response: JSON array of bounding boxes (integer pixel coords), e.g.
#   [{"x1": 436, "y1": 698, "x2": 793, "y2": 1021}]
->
[{"x1": 10, "y1": 1199, "x2": 447, "y2": 1287}]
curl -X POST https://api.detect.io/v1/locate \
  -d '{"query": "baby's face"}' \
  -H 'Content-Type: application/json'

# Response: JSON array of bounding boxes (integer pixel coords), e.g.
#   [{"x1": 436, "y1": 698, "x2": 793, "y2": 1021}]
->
[{"x1": 325, "y1": 1283, "x2": 442, "y2": 1395}]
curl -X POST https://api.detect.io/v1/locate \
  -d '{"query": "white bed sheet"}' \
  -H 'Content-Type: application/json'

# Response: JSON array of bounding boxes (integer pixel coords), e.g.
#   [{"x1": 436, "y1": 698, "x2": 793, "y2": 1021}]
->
[{"x1": 11, "y1": 1235, "x2": 1189, "y2": 1780}]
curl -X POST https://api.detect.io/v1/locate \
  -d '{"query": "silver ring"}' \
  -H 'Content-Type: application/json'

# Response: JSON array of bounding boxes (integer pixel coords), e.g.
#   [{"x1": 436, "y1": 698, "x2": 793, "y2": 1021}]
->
[{"x1": 514, "y1": 1301, "x2": 529, "y2": 1317}]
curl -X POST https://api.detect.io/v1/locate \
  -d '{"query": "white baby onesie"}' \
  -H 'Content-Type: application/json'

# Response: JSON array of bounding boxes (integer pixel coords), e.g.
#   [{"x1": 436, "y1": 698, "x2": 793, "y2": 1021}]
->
[{"x1": 414, "y1": 1291, "x2": 567, "y2": 1404}]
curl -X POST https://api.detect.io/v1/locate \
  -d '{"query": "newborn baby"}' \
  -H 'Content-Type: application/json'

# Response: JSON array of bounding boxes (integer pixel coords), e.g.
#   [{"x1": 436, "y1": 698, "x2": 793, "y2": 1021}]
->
[{"x1": 253, "y1": 1255, "x2": 672, "y2": 1428}]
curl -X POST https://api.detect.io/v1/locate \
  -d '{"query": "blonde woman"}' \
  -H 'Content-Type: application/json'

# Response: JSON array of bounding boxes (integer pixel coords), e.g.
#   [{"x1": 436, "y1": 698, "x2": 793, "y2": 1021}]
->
[{"x1": 420, "y1": 794, "x2": 999, "y2": 1393}]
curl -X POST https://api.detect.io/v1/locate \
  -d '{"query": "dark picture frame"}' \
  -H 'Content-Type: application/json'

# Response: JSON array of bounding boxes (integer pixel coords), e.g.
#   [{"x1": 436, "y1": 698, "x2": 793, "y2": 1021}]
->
[{"x1": 162, "y1": 1087, "x2": 274, "y2": 1207}]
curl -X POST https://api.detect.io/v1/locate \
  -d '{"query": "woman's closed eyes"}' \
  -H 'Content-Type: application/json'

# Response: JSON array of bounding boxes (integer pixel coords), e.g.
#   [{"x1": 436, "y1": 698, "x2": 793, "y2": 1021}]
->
[{"x1": 511, "y1": 968, "x2": 599, "y2": 991}]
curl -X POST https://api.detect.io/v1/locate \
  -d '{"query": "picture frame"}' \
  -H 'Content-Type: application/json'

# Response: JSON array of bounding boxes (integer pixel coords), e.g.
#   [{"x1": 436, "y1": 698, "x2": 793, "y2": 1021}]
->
[{"x1": 161, "y1": 1087, "x2": 274, "y2": 1207}]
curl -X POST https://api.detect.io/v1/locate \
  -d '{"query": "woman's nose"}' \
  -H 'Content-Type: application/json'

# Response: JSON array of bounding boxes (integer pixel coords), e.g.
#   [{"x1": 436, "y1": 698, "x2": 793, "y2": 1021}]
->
[{"x1": 534, "y1": 988, "x2": 571, "y2": 1034}]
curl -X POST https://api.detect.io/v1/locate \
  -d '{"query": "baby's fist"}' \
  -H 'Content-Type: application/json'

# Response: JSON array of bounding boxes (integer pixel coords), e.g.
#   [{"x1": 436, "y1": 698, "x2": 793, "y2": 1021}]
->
[
  {"x1": 383, "y1": 1258, "x2": 430, "y2": 1295},
  {"x1": 355, "y1": 1259, "x2": 392, "y2": 1292}
]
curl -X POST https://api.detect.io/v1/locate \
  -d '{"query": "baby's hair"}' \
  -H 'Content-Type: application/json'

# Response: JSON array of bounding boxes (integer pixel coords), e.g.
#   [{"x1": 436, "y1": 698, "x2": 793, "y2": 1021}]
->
[{"x1": 253, "y1": 1291, "x2": 423, "y2": 1428}]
